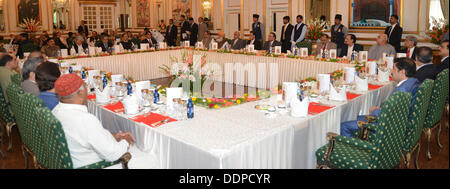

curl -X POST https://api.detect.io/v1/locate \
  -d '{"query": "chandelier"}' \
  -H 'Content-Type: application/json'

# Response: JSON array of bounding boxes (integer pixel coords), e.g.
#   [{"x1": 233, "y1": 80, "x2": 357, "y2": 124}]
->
[
  {"x1": 55, "y1": 0, "x2": 67, "y2": 6},
  {"x1": 203, "y1": 0, "x2": 211, "y2": 10}
]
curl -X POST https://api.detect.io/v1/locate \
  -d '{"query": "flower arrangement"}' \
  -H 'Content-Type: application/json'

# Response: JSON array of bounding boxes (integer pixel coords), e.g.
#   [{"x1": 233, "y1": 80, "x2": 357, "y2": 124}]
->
[
  {"x1": 330, "y1": 69, "x2": 343, "y2": 80},
  {"x1": 306, "y1": 18, "x2": 330, "y2": 41},
  {"x1": 426, "y1": 17, "x2": 449, "y2": 45},
  {"x1": 192, "y1": 90, "x2": 270, "y2": 109},
  {"x1": 354, "y1": 61, "x2": 366, "y2": 73},
  {"x1": 298, "y1": 77, "x2": 317, "y2": 84},
  {"x1": 159, "y1": 49, "x2": 211, "y2": 95},
  {"x1": 18, "y1": 18, "x2": 40, "y2": 33}
]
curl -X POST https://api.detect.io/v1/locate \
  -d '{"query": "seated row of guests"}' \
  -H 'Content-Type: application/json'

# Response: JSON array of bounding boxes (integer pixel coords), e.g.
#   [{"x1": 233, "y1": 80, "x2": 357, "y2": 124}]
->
[{"x1": 340, "y1": 40, "x2": 449, "y2": 137}]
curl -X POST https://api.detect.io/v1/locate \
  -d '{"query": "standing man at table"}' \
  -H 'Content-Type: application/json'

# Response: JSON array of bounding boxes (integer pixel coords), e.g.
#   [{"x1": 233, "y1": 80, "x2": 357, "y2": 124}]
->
[
  {"x1": 52, "y1": 74, "x2": 159, "y2": 169},
  {"x1": 197, "y1": 17, "x2": 208, "y2": 42},
  {"x1": 166, "y1": 19, "x2": 178, "y2": 47},
  {"x1": 340, "y1": 58, "x2": 420, "y2": 138},
  {"x1": 78, "y1": 20, "x2": 89, "y2": 37},
  {"x1": 252, "y1": 14, "x2": 264, "y2": 48},
  {"x1": 291, "y1": 15, "x2": 307, "y2": 48},
  {"x1": 188, "y1": 17, "x2": 199, "y2": 47},
  {"x1": 331, "y1": 14, "x2": 347, "y2": 57},
  {"x1": 385, "y1": 15, "x2": 403, "y2": 52},
  {"x1": 436, "y1": 40, "x2": 449, "y2": 74},
  {"x1": 280, "y1": 16, "x2": 294, "y2": 53}
]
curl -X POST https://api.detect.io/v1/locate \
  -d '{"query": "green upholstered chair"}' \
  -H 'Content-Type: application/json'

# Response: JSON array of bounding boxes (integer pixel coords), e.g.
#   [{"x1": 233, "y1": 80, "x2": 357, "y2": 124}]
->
[
  {"x1": 10, "y1": 74, "x2": 23, "y2": 86},
  {"x1": 423, "y1": 69, "x2": 449, "y2": 160},
  {"x1": 6, "y1": 84, "x2": 39, "y2": 168},
  {"x1": 0, "y1": 85, "x2": 16, "y2": 152},
  {"x1": 315, "y1": 92, "x2": 411, "y2": 169},
  {"x1": 35, "y1": 106, "x2": 131, "y2": 169},
  {"x1": 402, "y1": 79, "x2": 434, "y2": 169}
]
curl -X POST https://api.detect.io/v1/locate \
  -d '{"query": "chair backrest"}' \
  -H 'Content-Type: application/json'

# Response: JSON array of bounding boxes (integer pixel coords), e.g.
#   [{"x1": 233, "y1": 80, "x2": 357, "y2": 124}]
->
[
  {"x1": 404, "y1": 79, "x2": 434, "y2": 151},
  {"x1": 35, "y1": 106, "x2": 74, "y2": 169},
  {"x1": 424, "y1": 69, "x2": 449, "y2": 128},
  {"x1": 5, "y1": 84, "x2": 26, "y2": 143},
  {"x1": 20, "y1": 93, "x2": 47, "y2": 164},
  {"x1": 370, "y1": 92, "x2": 411, "y2": 169},
  {"x1": 10, "y1": 74, "x2": 23, "y2": 86},
  {"x1": 0, "y1": 85, "x2": 15, "y2": 123}
]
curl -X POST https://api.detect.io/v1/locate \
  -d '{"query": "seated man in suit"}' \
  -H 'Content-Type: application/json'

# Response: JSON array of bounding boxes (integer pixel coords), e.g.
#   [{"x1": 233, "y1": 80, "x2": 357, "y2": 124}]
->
[
  {"x1": 230, "y1": 31, "x2": 246, "y2": 50},
  {"x1": 313, "y1": 34, "x2": 337, "y2": 56},
  {"x1": 436, "y1": 40, "x2": 449, "y2": 74},
  {"x1": 96, "y1": 35, "x2": 113, "y2": 52},
  {"x1": 415, "y1": 46, "x2": 437, "y2": 83},
  {"x1": 247, "y1": 31, "x2": 262, "y2": 50},
  {"x1": 215, "y1": 31, "x2": 229, "y2": 49},
  {"x1": 339, "y1": 34, "x2": 363, "y2": 58},
  {"x1": 368, "y1": 34, "x2": 396, "y2": 60},
  {"x1": 70, "y1": 36, "x2": 89, "y2": 55},
  {"x1": 140, "y1": 32, "x2": 158, "y2": 48},
  {"x1": 201, "y1": 31, "x2": 214, "y2": 49},
  {"x1": 340, "y1": 58, "x2": 420, "y2": 137},
  {"x1": 263, "y1": 32, "x2": 281, "y2": 53},
  {"x1": 401, "y1": 35, "x2": 418, "y2": 60}
]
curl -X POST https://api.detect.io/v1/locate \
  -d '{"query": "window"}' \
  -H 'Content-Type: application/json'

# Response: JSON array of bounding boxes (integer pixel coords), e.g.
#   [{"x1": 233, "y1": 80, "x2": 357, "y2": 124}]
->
[
  {"x1": 81, "y1": 5, "x2": 115, "y2": 31},
  {"x1": 429, "y1": 0, "x2": 445, "y2": 29}
]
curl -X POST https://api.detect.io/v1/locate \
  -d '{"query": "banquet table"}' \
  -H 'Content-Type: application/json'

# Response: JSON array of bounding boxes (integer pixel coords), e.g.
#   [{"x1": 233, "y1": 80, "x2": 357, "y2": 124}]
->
[
  {"x1": 64, "y1": 50, "x2": 355, "y2": 89},
  {"x1": 87, "y1": 80, "x2": 396, "y2": 169}
]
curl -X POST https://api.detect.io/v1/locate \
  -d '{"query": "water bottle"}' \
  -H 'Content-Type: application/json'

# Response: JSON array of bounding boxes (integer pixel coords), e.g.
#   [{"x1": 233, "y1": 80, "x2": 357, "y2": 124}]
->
[
  {"x1": 81, "y1": 70, "x2": 86, "y2": 79},
  {"x1": 351, "y1": 51, "x2": 355, "y2": 61},
  {"x1": 322, "y1": 49, "x2": 326, "y2": 58},
  {"x1": 102, "y1": 75, "x2": 108, "y2": 89},
  {"x1": 153, "y1": 89, "x2": 160, "y2": 104},
  {"x1": 127, "y1": 82, "x2": 132, "y2": 95},
  {"x1": 187, "y1": 98, "x2": 194, "y2": 119},
  {"x1": 269, "y1": 46, "x2": 273, "y2": 54},
  {"x1": 68, "y1": 67, "x2": 73, "y2": 74}
]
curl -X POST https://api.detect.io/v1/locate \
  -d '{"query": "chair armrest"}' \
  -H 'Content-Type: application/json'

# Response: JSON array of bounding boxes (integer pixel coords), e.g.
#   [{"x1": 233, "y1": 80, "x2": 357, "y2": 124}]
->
[
  {"x1": 334, "y1": 135, "x2": 377, "y2": 152},
  {"x1": 357, "y1": 121, "x2": 378, "y2": 140},
  {"x1": 77, "y1": 152, "x2": 132, "y2": 169},
  {"x1": 365, "y1": 115, "x2": 377, "y2": 123},
  {"x1": 323, "y1": 132, "x2": 339, "y2": 162}
]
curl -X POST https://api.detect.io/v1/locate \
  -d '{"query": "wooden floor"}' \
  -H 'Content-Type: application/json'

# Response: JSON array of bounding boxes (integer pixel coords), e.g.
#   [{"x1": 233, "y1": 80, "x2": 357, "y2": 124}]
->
[{"x1": 0, "y1": 78, "x2": 448, "y2": 169}]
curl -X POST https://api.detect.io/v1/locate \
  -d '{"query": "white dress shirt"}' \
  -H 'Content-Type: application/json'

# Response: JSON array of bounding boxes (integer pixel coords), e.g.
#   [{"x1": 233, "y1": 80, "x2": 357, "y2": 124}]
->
[
  {"x1": 407, "y1": 47, "x2": 415, "y2": 59},
  {"x1": 347, "y1": 44, "x2": 354, "y2": 57},
  {"x1": 52, "y1": 103, "x2": 129, "y2": 168},
  {"x1": 397, "y1": 79, "x2": 407, "y2": 87},
  {"x1": 249, "y1": 39, "x2": 255, "y2": 45}
]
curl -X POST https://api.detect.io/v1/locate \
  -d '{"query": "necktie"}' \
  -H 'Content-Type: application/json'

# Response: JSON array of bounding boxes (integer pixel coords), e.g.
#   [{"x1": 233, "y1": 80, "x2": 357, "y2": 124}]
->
[
  {"x1": 406, "y1": 49, "x2": 410, "y2": 58},
  {"x1": 323, "y1": 44, "x2": 326, "y2": 51}
]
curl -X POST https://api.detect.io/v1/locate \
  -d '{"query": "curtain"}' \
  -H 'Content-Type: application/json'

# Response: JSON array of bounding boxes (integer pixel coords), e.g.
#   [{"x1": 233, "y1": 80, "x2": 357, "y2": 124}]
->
[{"x1": 441, "y1": 0, "x2": 449, "y2": 20}]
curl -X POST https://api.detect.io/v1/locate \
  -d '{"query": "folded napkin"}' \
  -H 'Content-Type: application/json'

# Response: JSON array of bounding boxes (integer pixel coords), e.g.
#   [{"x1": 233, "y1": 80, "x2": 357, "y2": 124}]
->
[
  {"x1": 104, "y1": 102, "x2": 124, "y2": 113},
  {"x1": 329, "y1": 84, "x2": 347, "y2": 102},
  {"x1": 283, "y1": 82, "x2": 298, "y2": 108},
  {"x1": 377, "y1": 68, "x2": 390, "y2": 82},
  {"x1": 355, "y1": 75, "x2": 368, "y2": 92},
  {"x1": 346, "y1": 93, "x2": 361, "y2": 100},
  {"x1": 95, "y1": 86, "x2": 111, "y2": 104},
  {"x1": 309, "y1": 102, "x2": 333, "y2": 115},
  {"x1": 290, "y1": 97, "x2": 309, "y2": 118},
  {"x1": 368, "y1": 84, "x2": 383, "y2": 90},
  {"x1": 131, "y1": 113, "x2": 177, "y2": 128},
  {"x1": 122, "y1": 94, "x2": 140, "y2": 115}
]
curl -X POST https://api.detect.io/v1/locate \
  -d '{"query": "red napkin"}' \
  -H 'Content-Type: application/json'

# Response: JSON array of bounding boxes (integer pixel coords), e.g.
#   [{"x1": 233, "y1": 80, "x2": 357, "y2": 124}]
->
[
  {"x1": 389, "y1": 76, "x2": 393, "y2": 81},
  {"x1": 346, "y1": 93, "x2": 361, "y2": 100},
  {"x1": 88, "y1": 94, "x2": 96, "y2": 101},
  {"x1": 368, "y1": 84, "x2": 383, "y2": 90},
  {"x1": 309, "y1": 103, "x2": 333, "y2": 115},
  {"x1": 131, "y1": 113, "x2": 177, "y2": 128},
  {"x1": 104, "y1": 102, "x2": 124, "y2": 113}
]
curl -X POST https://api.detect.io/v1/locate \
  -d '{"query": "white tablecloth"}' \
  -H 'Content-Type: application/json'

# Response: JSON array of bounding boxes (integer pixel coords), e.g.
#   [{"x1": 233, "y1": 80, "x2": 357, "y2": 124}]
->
[
  {"x1": 87, "y1": 81, "x2": 395, "y2": 169},
  {"x1": 65, "y1": 50, "x2": 354, "y2": 89}
]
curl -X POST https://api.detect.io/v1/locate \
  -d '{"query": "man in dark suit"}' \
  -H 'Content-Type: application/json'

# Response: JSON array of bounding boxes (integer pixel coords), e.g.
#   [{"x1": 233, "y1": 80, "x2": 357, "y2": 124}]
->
[
  {"x1": 331, "y1": 14, "x2": 348, "y2": 56},
  {"x1": 166, "y1": 19, "x2": 178, "y2": 47},
  {"x1": 385, "y1": 15, "x2": 403, "y2": 52},
  {"x1": 263, "y1": 32, "x2": 281, "y2": 53},
  {"x1": 96, "y1": 35, "x2": 113, "y2": 52},
  {"x1": 400, "y1": 35, "x2": 418, "y2": 60},
  {"x1": 415, "y1": 47, "x2": 437, "y2": 83},
  {"x1": 436, "y1": 40, "x2": 449, "y2": 74},
  {"x1": 77, "y1": 20, "x2": 89, "y2": 37},
  {"x1": 339, "y1": 34, "x2": 363, "y2": 58},
  {"x1": 70, "y1": 36, "x2": 89, "y2": 55},
  {"x1": 187, "y1": 17, "x2": 198, "y2": 47},
  {"x1": 230, "y1": 31, "x2": 246, "y2": 50},
  {"x1": 141, "y1": 32, "x2": 158, "y2": 48},
  {"x1": 180, "y1": 15, "x2": 190, "y2": 41},
  {"x1": 16, "y1": 33, "x2": 33, "y2": 59},
  {"x1": 247, "y1": 31, "x2": 262, "y2": 50},
  {"x1": 280, "y1": 16, "x2": 294, "y2": 53}
]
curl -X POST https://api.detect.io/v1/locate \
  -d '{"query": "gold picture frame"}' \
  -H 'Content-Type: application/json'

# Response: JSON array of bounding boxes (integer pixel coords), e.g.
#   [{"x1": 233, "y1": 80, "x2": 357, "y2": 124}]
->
[
  {"x1": 15, "y1": 0, "x2": 42, "y2": 26},
  {"x1": 348, "y1": 0, "x2": 403, "y2": 30}
]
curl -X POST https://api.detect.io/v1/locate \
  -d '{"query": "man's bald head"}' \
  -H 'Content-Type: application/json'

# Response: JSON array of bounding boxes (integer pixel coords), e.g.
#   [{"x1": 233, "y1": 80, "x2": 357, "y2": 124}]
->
[
  {"x1": 234, "y1": 31, "x2": 240, "y2": 39},
  {"x1": 376, "y1": 34, "x2": 388, "y2": 45}
]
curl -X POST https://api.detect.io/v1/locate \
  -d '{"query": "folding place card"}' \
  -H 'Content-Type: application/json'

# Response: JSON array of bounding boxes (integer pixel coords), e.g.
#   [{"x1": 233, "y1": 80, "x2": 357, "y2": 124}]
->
[
  {"x1": 248, "y1": 45, "x2": 255, "y2": 52},
  {"x1": 274, "y1": 46, "x2": 282, "y2": 55},
  {"x1": 211, "y1": 42, "x2": 218, "y2": 50},
  {"x1": 344, "y1": 67, "x2": 357, "y2": 84},
  {"x1": 300, "y1": 48, "x2": 309, "y2": 57},
  {"x1": 329, "y1": 49, "x2": 337, "y2": 59},
  {"x1": 196, "y1": 42, "x2": 204, "y2": 49},
  {"x1": 367, "y1": 61, "x2": 378, "y2": 75},
  {"x1": 317, "y1": 74, "x2": 331, "y2": 94},
  {"x1": 282, "y1": 82, "x2": 298, "y2": 108},
  {"x1": 384, "y1": 56, "x2": 394, "y2": 69},
  {"x1": 140, "y1": 43, "x2": 149, "y2": 50},
  {"x1": 166, "y1": 88, "x2": 183, "y2": 107},
  {"x1": 61, "y1": 49, "x2": 68, "y2": 58},
  {"x1": 184, "y1": 41, "x2": 190, "y2": 48},
  {"x1": 359, "y1": 51, "x2": 368, "y2": 62},
  {"x1": 396, "y1": 53, "x2": 407, "y2": 58},
  {"x1": 111, "y1": 74, "x2": 123, "y2": 86},
  {"x1": 88, "y1": 47, "x2": 96, "y2": 56}
]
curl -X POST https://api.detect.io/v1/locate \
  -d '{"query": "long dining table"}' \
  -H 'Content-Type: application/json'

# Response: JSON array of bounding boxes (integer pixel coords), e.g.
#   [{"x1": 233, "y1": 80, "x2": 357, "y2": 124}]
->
[{"x1": 72, "y1": 50, "x2": 396, "y2": 169}]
